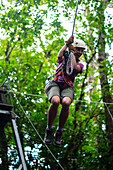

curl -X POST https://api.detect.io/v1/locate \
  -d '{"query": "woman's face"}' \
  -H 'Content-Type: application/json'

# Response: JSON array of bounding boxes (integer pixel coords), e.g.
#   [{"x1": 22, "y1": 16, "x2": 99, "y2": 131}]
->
[{"x1": 75, "y1": 47, "x2": 84, "y2": 58}]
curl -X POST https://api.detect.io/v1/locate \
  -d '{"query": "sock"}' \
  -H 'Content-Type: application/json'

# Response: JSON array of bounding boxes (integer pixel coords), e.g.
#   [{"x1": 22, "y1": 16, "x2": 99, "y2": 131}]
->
[
  {"x1": 47, "y1": 125, "x2": 53, "y2": 130},
  {"x1": 57, "y1": 127, "x2": 63, "y2": 132}
]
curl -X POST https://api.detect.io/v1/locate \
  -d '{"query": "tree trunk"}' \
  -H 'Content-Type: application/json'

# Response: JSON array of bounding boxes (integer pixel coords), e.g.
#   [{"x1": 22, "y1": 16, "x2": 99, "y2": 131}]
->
[
  {"x1": 98, "y1": 1, "x2": 113, "y2": 168},
  {"x1": 98, "y1": 49, "x2": 113, "y2": 168}
]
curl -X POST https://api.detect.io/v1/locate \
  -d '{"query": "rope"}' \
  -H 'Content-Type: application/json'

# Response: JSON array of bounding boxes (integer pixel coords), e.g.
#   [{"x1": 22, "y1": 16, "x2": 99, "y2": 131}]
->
[
  {"x1": 11, "y1": 90, "x2": 64, "y2": 170},
  {"x1": 14, "y1": 91, "x2": 46, "y2": 98},
  {"x1": 12, "y1": 91, "x2": 113, "y2": 105},
  {"x1": 11, "y1": 90, "x2": 113, "y2": 124},
  {"x1": 66, "y1": 51, "x2": 74, "y2": 75},
  {"x1": 12, "y1": 90, "x2": 113, "y2": 124}
]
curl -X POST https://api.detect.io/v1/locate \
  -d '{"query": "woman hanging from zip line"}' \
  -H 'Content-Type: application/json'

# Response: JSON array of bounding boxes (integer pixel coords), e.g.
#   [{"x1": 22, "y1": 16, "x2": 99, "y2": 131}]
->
[{"x1": 44, "y1": 36, "x2": 85, "y2": 147}]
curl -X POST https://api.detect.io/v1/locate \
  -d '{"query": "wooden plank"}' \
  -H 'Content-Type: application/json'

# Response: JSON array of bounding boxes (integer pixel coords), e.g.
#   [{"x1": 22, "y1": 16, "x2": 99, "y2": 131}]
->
[{"x1": 0, "y1": 109, "x2": 11, "y2": 115}]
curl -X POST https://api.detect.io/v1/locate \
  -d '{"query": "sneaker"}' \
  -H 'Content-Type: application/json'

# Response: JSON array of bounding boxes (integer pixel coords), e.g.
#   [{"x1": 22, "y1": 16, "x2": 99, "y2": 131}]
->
[
  {"x1": 44, "y1": 128, "x2": 53, "y2": 145},
  {"x1": 54, "y1": 130, "x2": 63, "y2": 147}
]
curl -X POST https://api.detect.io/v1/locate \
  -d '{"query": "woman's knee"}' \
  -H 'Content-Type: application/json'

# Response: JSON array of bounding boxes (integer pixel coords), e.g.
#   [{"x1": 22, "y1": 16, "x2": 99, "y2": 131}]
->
[
  {"x1": 62, "y1": 97, "x2": 71, "y2": 107},
  {"x1": 51, "y1": 96, "x2": 60, "y2": 106}
]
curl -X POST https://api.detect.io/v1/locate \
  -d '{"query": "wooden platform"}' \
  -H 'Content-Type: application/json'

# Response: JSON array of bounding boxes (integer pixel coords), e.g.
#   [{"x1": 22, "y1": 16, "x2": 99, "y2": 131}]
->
[{"x1": 0, "y1": 109, "x2": 11, "y2": 115}]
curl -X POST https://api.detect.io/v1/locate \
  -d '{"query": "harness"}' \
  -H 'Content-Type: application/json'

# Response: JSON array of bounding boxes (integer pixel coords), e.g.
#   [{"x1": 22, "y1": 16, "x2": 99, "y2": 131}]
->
[
  {"x1": 52, "y1": 63, "x2": 73, "y2": 89},
  {"x1": 46, "y1": 50, "x2": 75, "y2": 89}
]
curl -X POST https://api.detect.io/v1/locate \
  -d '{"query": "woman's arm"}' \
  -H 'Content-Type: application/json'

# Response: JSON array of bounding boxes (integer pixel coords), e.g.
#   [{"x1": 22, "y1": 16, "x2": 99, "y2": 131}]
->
[
  {"x1": 57, "y1": 36, "x2": 74, "y2": 61},
  {"x1": 73, "y1": 55, "x2": 82, "y2": 72},
  {"x1": 57, "y1": 44, "x2": 68, "y2": 61}
]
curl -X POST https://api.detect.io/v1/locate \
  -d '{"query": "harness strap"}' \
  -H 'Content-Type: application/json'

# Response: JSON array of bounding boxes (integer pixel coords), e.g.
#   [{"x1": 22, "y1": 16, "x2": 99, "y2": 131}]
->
[
  {"x1": 61, "y1": 67, "x2": 73, "y2": 87},
  {"x1": 52, "y1": 65, "x2": 73, "y2": 88}
]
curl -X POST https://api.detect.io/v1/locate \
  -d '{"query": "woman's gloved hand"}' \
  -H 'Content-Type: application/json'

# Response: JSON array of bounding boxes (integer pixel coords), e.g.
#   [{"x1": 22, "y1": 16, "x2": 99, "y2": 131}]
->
[{"x1": 65, "y1": 36, "x2": 74, "y2": 47}]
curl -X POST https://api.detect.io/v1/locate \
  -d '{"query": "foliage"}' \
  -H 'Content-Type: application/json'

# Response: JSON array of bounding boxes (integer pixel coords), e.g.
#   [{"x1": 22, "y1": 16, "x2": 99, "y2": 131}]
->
[{"x1": 0, "y1": 0, "x2": 113, "y2": 169}]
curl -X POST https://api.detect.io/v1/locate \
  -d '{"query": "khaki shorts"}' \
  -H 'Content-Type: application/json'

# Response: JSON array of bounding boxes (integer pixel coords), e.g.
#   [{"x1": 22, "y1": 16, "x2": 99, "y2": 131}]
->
[{"x1": 45, "y1": 81, "x2": 74, "y2": 103}]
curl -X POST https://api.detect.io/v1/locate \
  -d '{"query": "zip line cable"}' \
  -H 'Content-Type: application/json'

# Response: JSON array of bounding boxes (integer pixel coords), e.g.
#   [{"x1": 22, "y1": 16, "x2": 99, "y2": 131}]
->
[{"x1": 72, "y1": 0, "x2": 79, "y2": 36}]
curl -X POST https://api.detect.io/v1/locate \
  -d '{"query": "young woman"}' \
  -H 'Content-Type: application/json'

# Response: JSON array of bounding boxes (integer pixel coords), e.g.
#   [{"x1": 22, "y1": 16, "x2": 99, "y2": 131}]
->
[{"x1": 44, "y1": 36, "x2": 85, "y2": 146}]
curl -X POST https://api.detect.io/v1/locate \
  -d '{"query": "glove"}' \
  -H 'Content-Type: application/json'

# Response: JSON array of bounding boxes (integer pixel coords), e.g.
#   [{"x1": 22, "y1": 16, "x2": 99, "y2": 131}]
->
[
  {"x1": 65, "y1": 36, "x2": 74, "y2": 47},
  {"x1": 69, "y1": 44, "x2": 77, "y2": 54}
]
